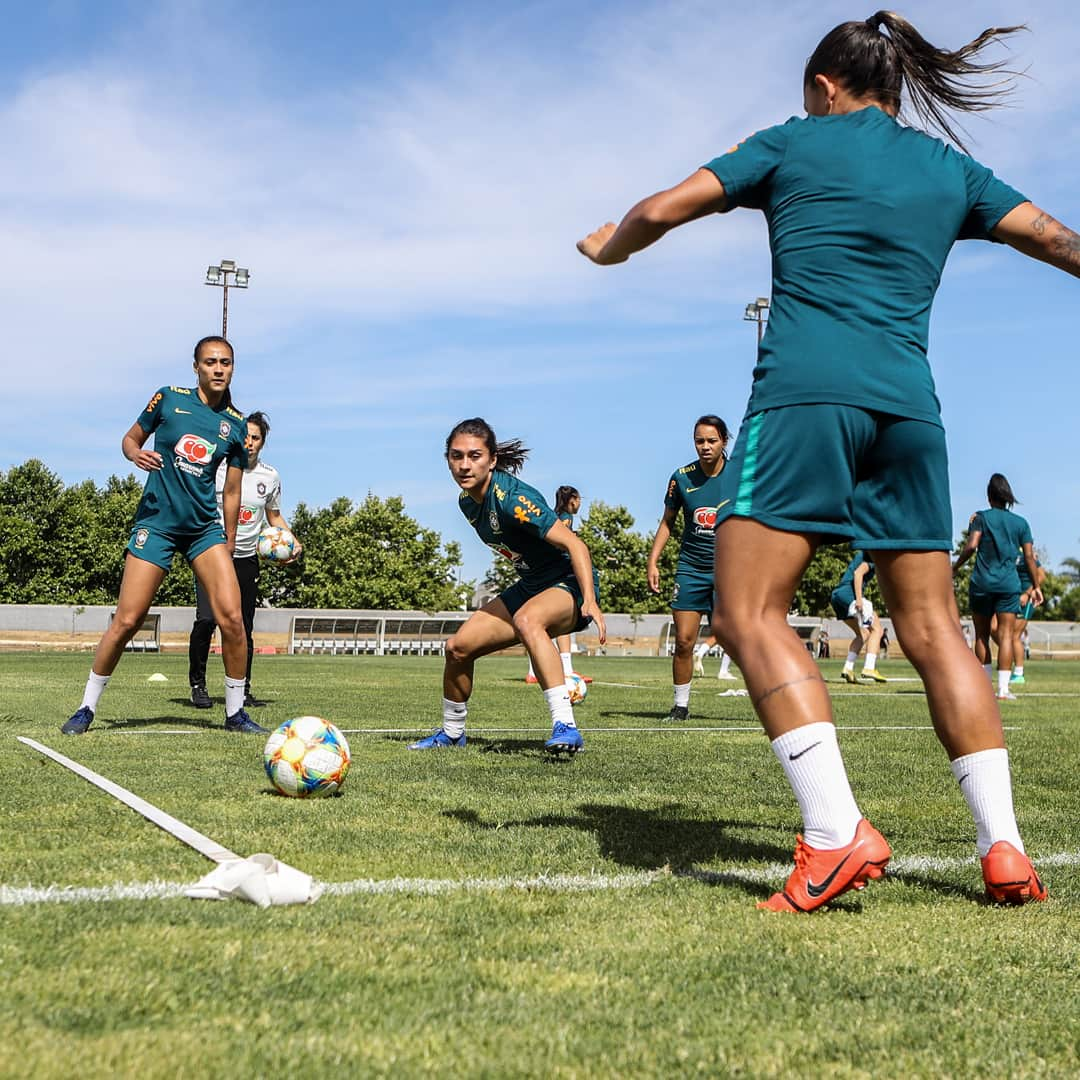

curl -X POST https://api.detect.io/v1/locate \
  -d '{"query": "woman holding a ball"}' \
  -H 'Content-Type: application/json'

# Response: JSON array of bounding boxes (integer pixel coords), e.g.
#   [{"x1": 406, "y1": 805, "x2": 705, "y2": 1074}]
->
[
  {"x1": 577, "y1": 12, "x2": 1075, "y2": 909},
  {"x1": 187, "y1": 410, "x2": 302, "y2": 712},
  {"x1": 62, "y1": 336, "x2": 266, "y2": 737}
]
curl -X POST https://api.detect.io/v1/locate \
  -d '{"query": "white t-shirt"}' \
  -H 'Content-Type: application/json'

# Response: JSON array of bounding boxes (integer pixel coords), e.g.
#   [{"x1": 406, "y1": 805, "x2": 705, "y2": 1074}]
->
[{"x1": 215, "y1": 458, "x2": 282, "y2": 558}]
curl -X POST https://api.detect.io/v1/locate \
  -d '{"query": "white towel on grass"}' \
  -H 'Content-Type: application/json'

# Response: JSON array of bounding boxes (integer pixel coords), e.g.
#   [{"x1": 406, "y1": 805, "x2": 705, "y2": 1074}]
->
[{"x1": 185, "y1": 853, "x2": 321, "y2": 908}]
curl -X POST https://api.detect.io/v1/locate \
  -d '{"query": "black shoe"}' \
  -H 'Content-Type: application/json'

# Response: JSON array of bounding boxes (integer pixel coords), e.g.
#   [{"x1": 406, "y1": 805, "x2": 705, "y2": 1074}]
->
[
  {"x1": 61, "y1": 706, "x2": 94, "y2": 735},
  {"x1": 244, "y1": 693, "x2": 267, "y2": 708},
  {"x1": 190, "y1": 685, "x2": 213, "y2": 709},
  {"x1": 224, "y1": 708, "x2": 269, "y2": 734},
  {"x1": 665, "y1": 705, "x2": 690, "y2": 723}
]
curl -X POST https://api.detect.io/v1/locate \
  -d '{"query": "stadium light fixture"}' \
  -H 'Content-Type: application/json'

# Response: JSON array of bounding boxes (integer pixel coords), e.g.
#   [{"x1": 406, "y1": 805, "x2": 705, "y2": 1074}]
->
[
  {"x1": 743, "y1": 296, "x2": 770, "y2": 345},
  {"x1": 204, "y1": 259, "x2": 251, "y2": 338}
]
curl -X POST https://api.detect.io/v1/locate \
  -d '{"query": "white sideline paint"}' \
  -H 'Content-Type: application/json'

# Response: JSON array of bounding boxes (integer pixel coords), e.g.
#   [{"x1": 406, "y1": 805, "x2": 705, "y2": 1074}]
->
[{"x1": 2, "y1": 850, "x2": 1077, "y2": 908}]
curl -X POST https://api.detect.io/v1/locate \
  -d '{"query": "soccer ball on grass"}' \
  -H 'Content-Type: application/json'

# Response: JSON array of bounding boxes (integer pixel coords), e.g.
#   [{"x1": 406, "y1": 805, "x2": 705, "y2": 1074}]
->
[
  {"x1": 263, "y1": 716, "x2": 351, "y2": 798},
  {"x1": 565, "y1": 672, "x2": 588, "y2": 706}
]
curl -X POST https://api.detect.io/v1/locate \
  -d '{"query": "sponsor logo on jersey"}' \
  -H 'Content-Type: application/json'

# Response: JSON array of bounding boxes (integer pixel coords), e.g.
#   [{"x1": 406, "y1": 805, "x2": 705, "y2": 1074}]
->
[
  {"x1": 169, "y1": 386, "x2": 192, "y2": 395},
  {"x1": 489, "y1": 510, "x2": 501, "y2": 535},
  {"x1": 514, "y1": 495, "x2": 542, "y2": 524},
  {"x1": 238, "y1": 506, "x2": 257, "y2": 525},
  {"x1": 493, "y1": 482, "x2": 507, "y2": 502},
  {"x1": 145, "y1": 392, "x2": 163, "y2": 415},
  {"x1": 175, "y1": 434, "x2": 217, "y2": 465},
  {"x1": 487, "y1": 541, "x2": 525, "y2": 567},
  {"x1": 219, "y1": 420, "x2": 231, "y2": 438},
  {"x1": 134, "y1": 527, "x2": 149, "y2": 549},
  {"x1": 693, "y1": 507, "x2": 718, "y2": 530}
]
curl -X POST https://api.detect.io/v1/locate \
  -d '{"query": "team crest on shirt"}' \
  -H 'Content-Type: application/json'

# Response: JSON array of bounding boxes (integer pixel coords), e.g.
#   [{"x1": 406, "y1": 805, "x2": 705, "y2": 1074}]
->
[
  {"x1": 257, "y1": 481, "x2": 267, "y2": 495},
  {"x1": 489, "y1": 510, "x2": 501, "y2": 535},
  {"x1": 219, "y1": 420, "x2": 231, "y2": 438},
  {"x1": 134, "y1": 528, "x2": 149, "y2": 549}
]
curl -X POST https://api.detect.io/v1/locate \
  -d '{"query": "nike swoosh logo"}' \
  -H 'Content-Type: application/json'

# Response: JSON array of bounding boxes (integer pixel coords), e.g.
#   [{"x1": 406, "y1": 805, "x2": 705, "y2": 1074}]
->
[
  {"x1": 685, "y1": 486, "x2": 701, "y2": 493},
  {"x1": 788, "y1": 741, "x2": 821, "y2": 761},
  {"x1": 806, "y1": 851, "x2": 854, "y2": 898},
  {"x1": 957, "y1": 773, "x2": 969, "y2": 786},
  {"x1": 716, "y1": 499, "x2": 730, "y2": 509},
  {"x1": 174, "y1": 408, "x2": 191, "y2": 414}
]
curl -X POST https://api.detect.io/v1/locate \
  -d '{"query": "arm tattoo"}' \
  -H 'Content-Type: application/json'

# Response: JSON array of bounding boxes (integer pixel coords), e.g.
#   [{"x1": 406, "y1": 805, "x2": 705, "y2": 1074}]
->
[
  {"x1": 1032, "y1": 211, "x2": 1051, "y2": 235},
  {"x1": 1050, "y1": 223, "x2": 1080, "y2": 271}
]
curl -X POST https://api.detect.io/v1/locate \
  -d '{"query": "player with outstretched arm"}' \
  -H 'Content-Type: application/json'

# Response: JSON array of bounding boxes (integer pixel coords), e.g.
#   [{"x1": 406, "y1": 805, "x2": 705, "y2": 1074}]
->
[
  {"x1": 63, "y1": 336, "x2": 267, "y2": 736},
  {"x1": 578, "y1": 13, "x2": 1078, "y2": 910},
  {"x1": 410, "y1": 419, "x2": 606, "y2": 756},
  {"x1": 829, "y1": 551, "x2": 887, "y2": 684}
]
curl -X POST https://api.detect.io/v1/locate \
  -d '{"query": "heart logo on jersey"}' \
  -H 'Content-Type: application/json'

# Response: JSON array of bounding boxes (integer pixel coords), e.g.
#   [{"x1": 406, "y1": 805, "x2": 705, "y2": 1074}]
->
[
  {"x1": 238, "y1": 506, "x2": 256, "y2": 524},
  {"x1": 693, "y1": 507, "x2": 718, "y2": 529}
]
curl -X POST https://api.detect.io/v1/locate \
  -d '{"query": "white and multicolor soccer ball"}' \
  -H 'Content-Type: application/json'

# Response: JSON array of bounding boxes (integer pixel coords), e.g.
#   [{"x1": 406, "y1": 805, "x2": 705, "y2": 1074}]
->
[
  {"x1": 263, "y1": 716, "x2": 351, "y2": 798},
  {"x1": 566, "y1": 672, "x2": 588, "y2": 706},
  {"x1": 257, "y1": 525, "x2": 297, "y2": 564}
]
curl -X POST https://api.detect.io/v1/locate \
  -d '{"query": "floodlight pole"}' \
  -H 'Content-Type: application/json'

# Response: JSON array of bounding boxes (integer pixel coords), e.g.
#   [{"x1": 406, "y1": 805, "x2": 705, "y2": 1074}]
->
[
  {"x1": 743, "y1": 296, "x2": 770, "y2": 345},
  {"x1": 204, "y1": 260, "x2": 250, "y2": 339}
]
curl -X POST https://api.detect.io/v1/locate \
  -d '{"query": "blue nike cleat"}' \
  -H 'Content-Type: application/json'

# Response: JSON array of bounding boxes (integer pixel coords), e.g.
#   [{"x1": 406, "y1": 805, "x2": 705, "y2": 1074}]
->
[
  {"x1": 408, "y1": 728, "x2": 466, "y2": 750},
  {"x1": 545, "y1": 721, "x2": 584, "y2": 755},
  {"x1": 61, "y1": 706, "x2": 94, "y2": 735},
  {"x1": 224, "y1": 708, "x2": 269, "y2": 734}
]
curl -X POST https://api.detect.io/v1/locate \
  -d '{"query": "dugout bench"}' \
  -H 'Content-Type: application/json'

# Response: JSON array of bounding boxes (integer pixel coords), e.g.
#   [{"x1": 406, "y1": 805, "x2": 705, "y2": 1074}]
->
[
  {"x1": 288, "y1": 615, "x2": 468, "y2": 657},
  {"x1": 659, "y1": 615, "x2": 822, "y2": 656},
  {"x1": 110, "y1": 611, "x2": 162, "y2": 653}
]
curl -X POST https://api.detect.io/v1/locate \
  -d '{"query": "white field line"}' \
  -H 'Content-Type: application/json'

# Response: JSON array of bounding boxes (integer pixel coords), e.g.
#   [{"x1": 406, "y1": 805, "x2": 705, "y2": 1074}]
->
[{"x1": 3, "y1": 850, "x2": 1077, "y2": 908}]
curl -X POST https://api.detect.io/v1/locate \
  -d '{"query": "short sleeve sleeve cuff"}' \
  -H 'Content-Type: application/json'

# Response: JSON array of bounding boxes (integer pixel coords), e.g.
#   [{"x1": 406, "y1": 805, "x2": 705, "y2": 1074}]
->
[{"x1": 703, "y1": 120, "x2": 794, "y2": 210}]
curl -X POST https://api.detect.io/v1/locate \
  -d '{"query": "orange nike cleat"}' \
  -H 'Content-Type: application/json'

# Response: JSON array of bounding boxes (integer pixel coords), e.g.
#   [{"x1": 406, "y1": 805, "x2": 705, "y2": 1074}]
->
[
  {"x1": 759, "y1": 818, "x2": 891, "y2": 913},
  {"x1": 981, "y1": 841, "x2": 1048, "y2": 904},
  {"x1": 525, "y1": 674, "x2": 539, "y2": 684}
]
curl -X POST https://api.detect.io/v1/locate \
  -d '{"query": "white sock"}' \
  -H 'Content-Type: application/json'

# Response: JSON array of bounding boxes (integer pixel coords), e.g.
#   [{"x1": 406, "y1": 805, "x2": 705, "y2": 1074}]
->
[
  {"x1": 997, "y1": 669, "x2": 1011, "y2": 696},
  {"x1": 982, "y1": 664, "x2": 993, "y2": 679},
  {"x1": 863, "y1": 652, "x2": 877, "y2": 672},
  {"x1": 442, "y1": 697, "x2": 467, "y2": 738},
  {"x1": 673, "y1": 682, "x2": 691, "y2": 708},
  {"x1": 950, "y1": 748, "x2": 1024, "y2": 856},
  {"x1": 770, "y1": 722, "x2": 862, "y2": 849},
  {"x1": 543, "y1": 685, "x2": 575, "y2": 729},
  {"x1": 80, "y1": 671, "x2": 110, "y2": 713},
  {"x1": 225, "y1": 676, "x2": 246, "y2": 717},
  {"x1": 560, "y1": 652, "x2": 574, "y2": 676},
  {"x1": 843, "y1": 650, "x2": 859, "y2": 672},
  {"x1": 693, "y1": 642, "x2": 710, "y2": 659},
  {"x1": 1013, "y1": 665, "x2": 1024, "y2": 677},
  {"x1": 527, "y1": 658, "x2": 535, "y2": 678},
  {"x1": 718, "y1": 652, "x2": 732, "y2": 676}
]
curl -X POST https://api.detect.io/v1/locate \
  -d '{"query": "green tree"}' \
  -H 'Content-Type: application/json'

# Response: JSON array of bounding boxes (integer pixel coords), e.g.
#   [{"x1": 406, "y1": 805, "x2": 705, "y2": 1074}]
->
[{"x1": 279, "y1": 494, "x2": 465, "y2": 610}]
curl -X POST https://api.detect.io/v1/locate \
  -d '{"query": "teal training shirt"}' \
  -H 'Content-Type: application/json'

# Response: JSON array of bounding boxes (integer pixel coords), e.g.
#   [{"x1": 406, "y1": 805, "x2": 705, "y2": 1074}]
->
[
  {"x1": 664, "y1": 461, "x2": 727, "y2": 572},
  {"x1": 971, "y1": 508, "x2": 1032, "y2": 593},
  {"x1": 838, "y1": 551, "x2": 875, "y2": 594},
  {"x1": 135, "y1": 386, "x2": 248, "y2": 534},
  {"x1": 460, "y1": 470, "x2": 571, "y2": 588},
  {"x1": 704, "y1": 108, "x2": 1027, "y2": 425}
]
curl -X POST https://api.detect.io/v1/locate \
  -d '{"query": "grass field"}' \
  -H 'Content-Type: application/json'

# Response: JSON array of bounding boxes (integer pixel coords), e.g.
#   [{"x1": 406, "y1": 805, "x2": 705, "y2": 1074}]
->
[{"x1": 2, "y1": 652, "x2": 1079, "y2": 1078}]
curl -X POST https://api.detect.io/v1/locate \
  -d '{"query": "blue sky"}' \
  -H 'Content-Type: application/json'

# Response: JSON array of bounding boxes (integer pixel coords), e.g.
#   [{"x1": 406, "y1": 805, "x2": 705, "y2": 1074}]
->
[{"x1": 1, "y1": 0, "x2": 1077, "y2": 585}]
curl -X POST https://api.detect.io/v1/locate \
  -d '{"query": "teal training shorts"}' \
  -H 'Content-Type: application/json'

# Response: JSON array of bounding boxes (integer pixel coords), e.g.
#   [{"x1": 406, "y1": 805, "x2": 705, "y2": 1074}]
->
[
  {"x1": 969, "y1": 586, "x2": 1021, "y2": 618},
  {"x1": 1019, "y1": 598, "x2": 1036, "y2": 621},
  {"x1": 716, "y1": 404, "x2": 953, "y2": 550},
  {"x1": 126, "y1": 520, "x2": 227, "y2": 570},
  {"x1": 499, "y1": 569, "x2": 601, "y2": 633},
  {"x1": 671, "y1": 565, "x2": 715, "y2": 613}
]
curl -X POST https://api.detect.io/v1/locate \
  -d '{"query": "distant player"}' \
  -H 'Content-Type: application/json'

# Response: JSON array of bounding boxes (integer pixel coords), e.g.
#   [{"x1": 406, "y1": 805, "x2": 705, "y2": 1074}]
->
[
  {"x1": 62, "y1": 336, "x2": 266, "y2": 736},
  {"x1": 525, "y1": 485, "x2": 586, "y2": 684},
  {"x1": 577, "y1": 13, "x2": 1072, "y2": 908},
  {"x1": 1006, "y1": 550, "x2": 1044, "y2": 686},
  {"x1": 830, "y1": 551, "x2": 887, "y2": 683},
  {"x1": 954, "y1": 474, "x2": 1042, "y2": 702},
  {"x1": 410, "y1": 419, "x2": 605, "y2": 755},
  {"x1": 188, "y1": 411, "x2": 302, "y2": 710},
  {"x1": 645, "y1": 416, "x2": 732, "y2": 722}
]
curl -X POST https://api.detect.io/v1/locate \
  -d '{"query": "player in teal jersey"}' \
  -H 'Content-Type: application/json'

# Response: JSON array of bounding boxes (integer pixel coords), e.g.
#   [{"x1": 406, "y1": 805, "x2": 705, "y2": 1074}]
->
[
  {"x1": 646, "y1": 416, "x2": 732, "y2": 720},
  {"x1": 954, "y1": 474, "x2": 1042, "y2": 702},
  {"x1": 829, "y1": 552, "x2": 887, "y2": 684},
  {"x1": 62, "y1": 337, "x2": 266, "y2": 737},
  {"x1": 410, "y1": 419, "x2": 605, "y2": 755},
  {"x1": 1006, "y1": 552, "x2": 1044, "y2": 685},
  {"x1": 577, "y1": 13, "x2": 1074, "y2": 908}
]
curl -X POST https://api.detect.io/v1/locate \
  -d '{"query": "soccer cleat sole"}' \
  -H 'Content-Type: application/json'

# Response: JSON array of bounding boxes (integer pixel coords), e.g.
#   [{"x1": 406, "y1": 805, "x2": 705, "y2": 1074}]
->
[
  {"x1": 982, "y1": 842, "x2": 1048, "y2": 904},
  {"x1": 544, "y1": 741, "x2": 584, "y2": 756}
]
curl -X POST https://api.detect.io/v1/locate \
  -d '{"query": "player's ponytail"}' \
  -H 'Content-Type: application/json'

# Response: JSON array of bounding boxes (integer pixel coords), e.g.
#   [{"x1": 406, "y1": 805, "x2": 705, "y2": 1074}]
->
[
  {"x1": 805, "y1": 13, "x2": 1025, "y2": 151},
  {"x1": 554, "y1": 486, "x2": 580, "y2": 515},
  {"x1": 445, "y1": 418, "x2": 530, "y2": 475},
  {"x1": 987, "y1": 472, "x2": 1017, "y2": 509}
]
